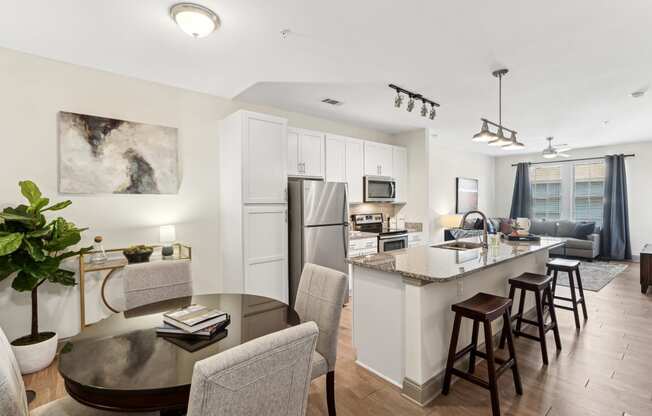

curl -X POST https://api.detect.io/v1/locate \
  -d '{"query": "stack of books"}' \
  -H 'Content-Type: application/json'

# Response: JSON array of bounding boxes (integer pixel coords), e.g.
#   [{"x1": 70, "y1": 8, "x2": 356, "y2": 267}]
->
[{"x1": 156, "y1": 304, "x2": 230, "y2": 352}]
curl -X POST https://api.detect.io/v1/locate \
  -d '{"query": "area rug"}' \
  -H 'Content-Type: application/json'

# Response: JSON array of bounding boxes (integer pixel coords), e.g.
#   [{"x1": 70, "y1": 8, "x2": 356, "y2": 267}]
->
[{"x1": 554, "y1": 261, "x2": 628, "y2": 292}]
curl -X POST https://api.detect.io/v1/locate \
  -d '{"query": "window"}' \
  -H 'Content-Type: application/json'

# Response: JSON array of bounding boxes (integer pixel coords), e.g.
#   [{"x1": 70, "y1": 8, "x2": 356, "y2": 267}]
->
[
  {"x1": 531, "y1": 166, "x2": 562, "y2": 220},
  {"x1": 573, "y1": 162, "x2": 604, "y2": 226}
]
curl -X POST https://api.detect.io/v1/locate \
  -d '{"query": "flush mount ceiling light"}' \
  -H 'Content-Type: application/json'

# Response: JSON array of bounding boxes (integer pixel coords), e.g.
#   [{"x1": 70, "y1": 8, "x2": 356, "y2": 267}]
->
[
  {"x1": 170, "y1": 3, "x2": 220, "y2": 38},
  {"x1": 473, "y1": 69, "x2": 525, "y2": 149},
  {"x1": 389, "y1": 84, "x2": 440, "y2": 118}
]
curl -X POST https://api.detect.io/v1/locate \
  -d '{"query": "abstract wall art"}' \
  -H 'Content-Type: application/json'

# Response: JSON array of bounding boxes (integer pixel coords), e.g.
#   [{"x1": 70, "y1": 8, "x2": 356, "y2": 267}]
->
[
  {"x1": 58, "y1": 112, "x2": 179, "y2": 194},
  {"x1": 455, "y1": 177, "x2": 479, "y2": 214}
]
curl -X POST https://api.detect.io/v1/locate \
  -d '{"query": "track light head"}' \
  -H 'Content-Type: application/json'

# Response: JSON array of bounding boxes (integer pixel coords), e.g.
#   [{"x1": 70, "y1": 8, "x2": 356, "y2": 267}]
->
[
  {"x1": 472, "y1": 120, "x2": 496, "y2": 142},
  {"x1": 406, "y1": 96, "x2": 415, "y2": 112},
  {"x1": 429, "y1": 104, "x2": 436, "y2": 120},
  {"x1": 394, "y1": 92, "x2": 403, "y2": 108},
  {"x1": 420, "y1": 100, "x2": 428, "y2": 117}
]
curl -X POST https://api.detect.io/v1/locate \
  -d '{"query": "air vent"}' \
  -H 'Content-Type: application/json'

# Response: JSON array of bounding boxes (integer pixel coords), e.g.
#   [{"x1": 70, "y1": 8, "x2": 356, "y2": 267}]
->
[{"x1": 321, "y1": 98, "x2": 343, "y2": 106}]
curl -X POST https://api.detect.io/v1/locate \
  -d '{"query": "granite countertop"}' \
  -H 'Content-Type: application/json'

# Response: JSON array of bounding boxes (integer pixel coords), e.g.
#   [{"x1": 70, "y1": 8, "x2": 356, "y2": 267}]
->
[
  {"x1": 349, "y1": 231, "x2": 378, "y2": 240},
  {"x1": 347, "y1": 237, "x2": 565, "y2": 283}
]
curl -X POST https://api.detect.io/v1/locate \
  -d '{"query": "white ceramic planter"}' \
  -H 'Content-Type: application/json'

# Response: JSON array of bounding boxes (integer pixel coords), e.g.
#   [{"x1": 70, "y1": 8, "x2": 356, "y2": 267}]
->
[{"x1": 11, "y1": 332, "x2": 58, "y2": 374}]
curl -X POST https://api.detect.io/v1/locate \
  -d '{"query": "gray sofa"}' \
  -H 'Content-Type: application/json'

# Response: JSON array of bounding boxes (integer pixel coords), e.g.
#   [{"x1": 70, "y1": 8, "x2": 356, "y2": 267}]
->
[{"x1": 529, "y1": 219, "x2": 600, "y2": 260}]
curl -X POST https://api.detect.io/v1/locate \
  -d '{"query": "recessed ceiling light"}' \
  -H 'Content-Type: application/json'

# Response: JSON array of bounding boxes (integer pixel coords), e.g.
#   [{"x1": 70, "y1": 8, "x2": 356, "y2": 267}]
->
[{"x1": 170, "y1": 3, "x2": 220, "y2": 38}]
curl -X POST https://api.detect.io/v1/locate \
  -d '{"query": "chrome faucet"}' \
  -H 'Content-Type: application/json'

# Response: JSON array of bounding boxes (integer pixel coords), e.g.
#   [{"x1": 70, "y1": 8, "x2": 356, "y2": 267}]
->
[{"x1": 459, "y1": 210, "x2": 489, "y2": 248}]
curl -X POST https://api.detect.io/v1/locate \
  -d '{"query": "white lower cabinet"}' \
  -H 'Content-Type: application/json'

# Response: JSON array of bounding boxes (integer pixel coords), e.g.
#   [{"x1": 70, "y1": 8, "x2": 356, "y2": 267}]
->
[
  {"x1": 348, "y1": 237, "x2": 378, "y2": 257},
  {"x1": 408, "y1": 232, "x2": 424, "y2": 248},
  {"x1": 243, "y1": 205, "x2": 288, "y2": 304}
]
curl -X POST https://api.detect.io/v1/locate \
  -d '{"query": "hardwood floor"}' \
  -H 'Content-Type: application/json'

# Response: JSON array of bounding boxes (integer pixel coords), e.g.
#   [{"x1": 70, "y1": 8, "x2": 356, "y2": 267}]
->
[{"x1": 24, "y1": 262, "x2": 652, "y2": 415}]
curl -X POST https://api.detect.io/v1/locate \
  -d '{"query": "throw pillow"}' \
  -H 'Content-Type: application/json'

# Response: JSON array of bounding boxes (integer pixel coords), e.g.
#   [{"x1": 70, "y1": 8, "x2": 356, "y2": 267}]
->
[
  {"x1": 574, "y1": 222, "x2": 596, "y2": 240},
  {"x1": 499, "y1": 219, "x2": 513, "y2": 235}
]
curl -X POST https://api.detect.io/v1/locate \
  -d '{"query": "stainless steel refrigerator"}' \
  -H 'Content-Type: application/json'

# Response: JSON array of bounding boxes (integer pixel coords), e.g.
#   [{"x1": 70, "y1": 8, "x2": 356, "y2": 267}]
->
[{"x1": 288, "y1": 179, "x2": 349, "y2": 307}]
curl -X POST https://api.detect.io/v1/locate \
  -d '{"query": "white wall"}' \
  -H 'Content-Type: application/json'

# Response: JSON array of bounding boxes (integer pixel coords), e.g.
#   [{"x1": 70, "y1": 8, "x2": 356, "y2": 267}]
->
[
  {"x1": 494, "y1": 141, "x2": 652, "y2": 255},
  {"x1": 0, "y1": 47, "x2": 393, "y2": 341},
  {"x1": 392, "y1": 129, "x2": 431, "y2": 241},
  {"x1": 427, "y1": 131, "x2": 496, "y2": 243}
]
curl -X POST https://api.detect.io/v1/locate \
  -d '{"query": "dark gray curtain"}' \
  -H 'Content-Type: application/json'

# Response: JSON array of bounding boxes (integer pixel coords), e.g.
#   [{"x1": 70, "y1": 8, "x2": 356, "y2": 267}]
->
[
  {"x1": 509, "y1": 162, "x2": 532, "y2": 219},
  {"x1": 601, "y1": 154, "x2": 632, "y2": 260}
]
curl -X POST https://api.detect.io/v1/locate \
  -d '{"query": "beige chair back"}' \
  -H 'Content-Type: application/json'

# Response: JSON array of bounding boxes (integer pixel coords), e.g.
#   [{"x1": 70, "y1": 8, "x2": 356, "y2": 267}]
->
[
  {"x1": 0, "y1": 326, "x2": 29, "y2": 416},
  {"x1": 294, "y1": 263, "x2": 347, "y2": 371},
  {"x1": 187, "y1": 322, "x2": 318, "y2": 416}
]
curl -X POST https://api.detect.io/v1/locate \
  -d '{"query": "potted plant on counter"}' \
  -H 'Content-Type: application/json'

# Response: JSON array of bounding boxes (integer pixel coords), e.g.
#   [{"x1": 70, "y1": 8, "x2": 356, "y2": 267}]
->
[{"x1": 0, "y1": 181, "x2": 91, "y2": 374}]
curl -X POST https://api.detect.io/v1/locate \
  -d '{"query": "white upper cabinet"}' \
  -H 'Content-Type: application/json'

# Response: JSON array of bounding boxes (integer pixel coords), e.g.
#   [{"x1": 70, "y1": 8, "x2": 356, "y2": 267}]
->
[
  {"x1": 243, "y1": 112, "x2": 288, "y2": 204},
  {"x1": 345, "y1": 139, "x2": 364, "y2": 203},
  {"x1": 325, "y1": 134, "x2": 364, "y2": 204},
  {"x1": 393, "y1": 146, "x2": 408, "y2": 203},
  {"x1": 325, "y1": 135, "x2": 347, "y2": 182},
  {"x1": 364, "y1": 141, "x2": 393, "y2": 177},
  {"x1": 287, "y1": 128, "x2": 325, "y2": 178}
]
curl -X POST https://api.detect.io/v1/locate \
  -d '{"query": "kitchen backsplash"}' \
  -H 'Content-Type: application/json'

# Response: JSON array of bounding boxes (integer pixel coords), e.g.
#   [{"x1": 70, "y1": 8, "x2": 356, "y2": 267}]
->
[{"x1": 349, "y1": 203, "x2": 399, "y2": 219}]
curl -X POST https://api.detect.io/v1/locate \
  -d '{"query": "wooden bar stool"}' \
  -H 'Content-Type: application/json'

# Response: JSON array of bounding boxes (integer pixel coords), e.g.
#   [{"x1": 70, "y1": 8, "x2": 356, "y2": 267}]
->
[
  {"x1": 442, "y1": 292, "x2": 523, "y2": 416},
  {"x1": 499, "y1": 273, "x2": 562, "y2": 365},
  {"x1": 546, "y1": 258, "x2": 588, "y2": 329}
]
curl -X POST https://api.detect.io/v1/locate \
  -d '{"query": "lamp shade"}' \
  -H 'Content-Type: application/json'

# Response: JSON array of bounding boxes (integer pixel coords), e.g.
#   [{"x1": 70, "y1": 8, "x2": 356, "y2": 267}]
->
[
  {"x1": 440, "y1": 214, "x2": 463, "y2": 229},
  {"x1": 159, "y1": 225, "x2": 176, "y2": 243}
]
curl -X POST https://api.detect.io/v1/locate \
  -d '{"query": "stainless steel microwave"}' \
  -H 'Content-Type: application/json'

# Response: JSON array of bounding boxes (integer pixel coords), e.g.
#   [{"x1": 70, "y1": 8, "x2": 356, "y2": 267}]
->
[{"x1": 364, "y1": 176, "x2": 396, "y2": 202}]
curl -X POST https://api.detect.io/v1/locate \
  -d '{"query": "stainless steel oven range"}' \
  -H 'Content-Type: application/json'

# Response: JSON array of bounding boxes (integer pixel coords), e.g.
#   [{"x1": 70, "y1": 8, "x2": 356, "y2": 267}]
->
[{"x1": 351, "y1": 213, "x2": 408, "y2": 252}]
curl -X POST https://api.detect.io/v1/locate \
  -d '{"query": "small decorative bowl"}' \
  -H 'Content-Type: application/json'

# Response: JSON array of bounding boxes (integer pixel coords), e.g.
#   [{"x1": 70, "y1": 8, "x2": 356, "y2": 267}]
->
[{"x1": 123, "y1": 249, "x2": 153, "y2": 264}]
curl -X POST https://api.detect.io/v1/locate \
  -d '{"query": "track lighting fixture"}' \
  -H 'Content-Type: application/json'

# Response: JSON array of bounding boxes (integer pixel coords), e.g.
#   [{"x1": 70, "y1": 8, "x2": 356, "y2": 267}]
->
[
  {"x1": 473, "y1": 69, "x2": 526, "y2": 150},
  {"x1": 406, "y1": 96, "x2": 415, "y2": 112},
  {"x1": 389, "y1": 84, "x2": 440, "y2": 119},
  {"x1": 420, "y1": 100, "x2": 428, "y2": 117}
]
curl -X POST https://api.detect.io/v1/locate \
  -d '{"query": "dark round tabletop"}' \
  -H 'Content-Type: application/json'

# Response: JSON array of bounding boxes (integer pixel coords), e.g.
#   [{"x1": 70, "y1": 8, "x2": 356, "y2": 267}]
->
[{"x1": 58, "y1": 294, "x2": 299, "y2": 413}]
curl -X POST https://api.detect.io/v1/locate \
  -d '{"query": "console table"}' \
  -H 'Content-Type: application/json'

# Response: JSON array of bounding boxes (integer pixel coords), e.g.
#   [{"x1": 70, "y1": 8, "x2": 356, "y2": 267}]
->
[
  {"x1": 77, "y1": 243, "x2": 191, "y2": 329},
  {"x1": 641, "y1": 244, "x2": 651, "y2": 294}
]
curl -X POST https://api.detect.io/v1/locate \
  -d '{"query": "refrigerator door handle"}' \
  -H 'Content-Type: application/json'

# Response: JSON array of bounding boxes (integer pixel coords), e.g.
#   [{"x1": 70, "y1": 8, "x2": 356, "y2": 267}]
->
[{"x1": 343, "y1": 223, "x2": 349, "y2": 259}]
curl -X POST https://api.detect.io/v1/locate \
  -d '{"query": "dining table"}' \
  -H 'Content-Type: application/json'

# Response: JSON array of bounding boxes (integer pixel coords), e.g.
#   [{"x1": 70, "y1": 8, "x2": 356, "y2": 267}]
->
[{"x1": 58, "y1": 293, "x2": 299, "y2": 415}]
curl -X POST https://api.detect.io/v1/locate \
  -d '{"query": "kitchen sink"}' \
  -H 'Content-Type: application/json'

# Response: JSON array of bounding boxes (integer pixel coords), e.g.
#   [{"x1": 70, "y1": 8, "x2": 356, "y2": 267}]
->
[{"x1": 432, "y1": 241, "x2": 484, "y2": 251}]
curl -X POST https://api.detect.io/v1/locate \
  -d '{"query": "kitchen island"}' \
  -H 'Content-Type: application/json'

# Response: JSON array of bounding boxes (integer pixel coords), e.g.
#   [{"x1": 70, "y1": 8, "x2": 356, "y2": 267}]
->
[{"x1": 347, "y1": 237, "x2": 565, "y2": 406}]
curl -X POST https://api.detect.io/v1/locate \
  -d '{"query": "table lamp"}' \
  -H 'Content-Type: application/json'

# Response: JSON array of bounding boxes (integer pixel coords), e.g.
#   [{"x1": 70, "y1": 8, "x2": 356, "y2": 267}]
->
[
  {"x1": 159, "y1": 225, "x2": 176, "y2": 258},
  {"x1": 440, "y1": 214, "x2": 463, "y2": 229}
]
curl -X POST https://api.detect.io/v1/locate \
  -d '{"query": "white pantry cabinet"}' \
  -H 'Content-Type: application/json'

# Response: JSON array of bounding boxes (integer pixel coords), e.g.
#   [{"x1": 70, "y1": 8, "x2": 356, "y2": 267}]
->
[
  {"x1": 364, "y1": 141, "x2": 393, "y2": 177},
  {"x1": 393, "y1": 146, "x2": 408, "y2": 203},
  {"x1": 325, "y1": 134, "x2": 365, "y2": 203},
  {"x1": 219, "y1": 110, "x2": 289, "y2": 303},
  {"x1": 243, "y1": 205, "x2": 288, "y2": 304},
  {"x1": 287, "y1": 127, "x2": 325, "y2": 178}
]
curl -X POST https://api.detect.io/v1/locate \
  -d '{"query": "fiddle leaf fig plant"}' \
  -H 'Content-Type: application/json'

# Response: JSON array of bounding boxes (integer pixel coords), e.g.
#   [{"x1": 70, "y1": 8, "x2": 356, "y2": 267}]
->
[{"x1": 0, "y1": 181, "x2": 91, "y2": 345}]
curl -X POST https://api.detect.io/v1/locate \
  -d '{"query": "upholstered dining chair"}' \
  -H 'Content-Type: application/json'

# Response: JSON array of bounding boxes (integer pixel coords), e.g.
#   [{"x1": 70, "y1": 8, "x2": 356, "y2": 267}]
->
[
  {"x1": 294, "y1": 263, "x2": 348, "y2": 416},
  {"x1": 0, "y1": 326, "x2": 156, "y2": 416},
  {"x1": 187, "y1": 321, "x2": 319, "y2": 416}
]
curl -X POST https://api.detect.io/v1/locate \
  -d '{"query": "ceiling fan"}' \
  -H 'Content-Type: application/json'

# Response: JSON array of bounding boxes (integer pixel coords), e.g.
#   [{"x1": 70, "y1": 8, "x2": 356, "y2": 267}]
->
[{"x1": 541, "y1": 137, "x2": 572, "y2": 159}]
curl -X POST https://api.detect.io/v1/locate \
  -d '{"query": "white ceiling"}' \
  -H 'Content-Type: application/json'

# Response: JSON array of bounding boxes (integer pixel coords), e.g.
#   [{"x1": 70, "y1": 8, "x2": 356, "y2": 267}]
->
[{"x1": 1, "y1": 0, "x2": 652, "y2": 155}]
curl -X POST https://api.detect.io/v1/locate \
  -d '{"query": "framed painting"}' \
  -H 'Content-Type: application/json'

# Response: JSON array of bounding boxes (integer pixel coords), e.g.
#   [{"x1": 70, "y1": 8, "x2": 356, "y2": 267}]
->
[{"x1": 58, "y1": 111, "x2": 179, "y2": 194}]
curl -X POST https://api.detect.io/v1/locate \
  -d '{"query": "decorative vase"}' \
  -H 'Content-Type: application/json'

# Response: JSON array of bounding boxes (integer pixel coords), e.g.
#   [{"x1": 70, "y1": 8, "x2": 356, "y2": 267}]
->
[{"x1": 11, "y1": 332, "x2": 58, "y2": 374}]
